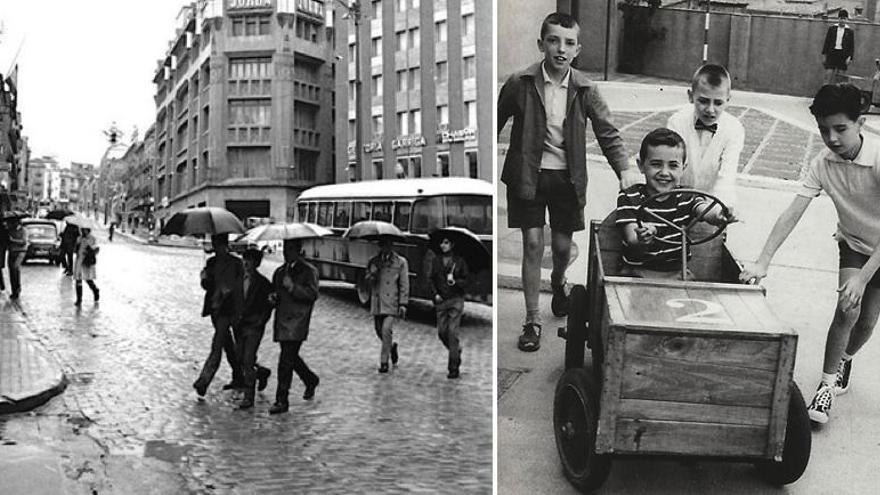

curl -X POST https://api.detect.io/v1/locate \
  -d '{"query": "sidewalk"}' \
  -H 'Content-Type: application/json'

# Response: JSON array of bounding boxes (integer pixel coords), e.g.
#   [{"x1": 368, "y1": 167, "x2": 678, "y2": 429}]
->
[{"x1": 0, "y1": 294, "x2": 67, "y2": 414}]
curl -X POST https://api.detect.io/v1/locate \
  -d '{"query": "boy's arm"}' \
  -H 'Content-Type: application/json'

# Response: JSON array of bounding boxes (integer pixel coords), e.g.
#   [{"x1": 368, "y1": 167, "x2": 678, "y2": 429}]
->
[
  {"x1": 585, "y1": 87, "x2": 640, "y2": 188},
  {"x1": 497, "y1": 76, "x2": 517, "y2": 135},
  {"x1": 739, "y1": 195, "x2": 812, "y2": 283},
  {"x1": 714, "y1": 122, "x2": 745, "y2": 214}
]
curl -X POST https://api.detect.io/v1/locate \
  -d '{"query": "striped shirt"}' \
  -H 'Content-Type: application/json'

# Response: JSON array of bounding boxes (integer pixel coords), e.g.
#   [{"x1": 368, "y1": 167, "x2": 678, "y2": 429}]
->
[{"x1": 616, "y1": 185, "x2": 703, "y2": 271}]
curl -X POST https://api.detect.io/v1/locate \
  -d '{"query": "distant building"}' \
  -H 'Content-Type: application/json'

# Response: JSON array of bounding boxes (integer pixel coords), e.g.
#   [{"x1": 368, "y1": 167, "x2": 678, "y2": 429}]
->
[
  {"x1": 332, "y1": 0, "x2": 492, "y2": 182},
  {"x1": 151, "y1": 0, "x2": 335, "y2": 228},
  {"x1": 666, "y1": 0, "x2": 868, "y2": 18}
]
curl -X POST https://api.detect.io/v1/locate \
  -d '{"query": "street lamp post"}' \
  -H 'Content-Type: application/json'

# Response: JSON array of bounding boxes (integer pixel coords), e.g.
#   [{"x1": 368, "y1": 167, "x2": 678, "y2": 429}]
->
[{"x1": 334, "y1": 0, "x2": 365, "y2": 182}]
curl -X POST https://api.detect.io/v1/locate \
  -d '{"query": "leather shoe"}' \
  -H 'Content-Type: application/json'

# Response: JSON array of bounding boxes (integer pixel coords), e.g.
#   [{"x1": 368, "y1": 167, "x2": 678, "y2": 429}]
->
[
  {"x1": 303, "y1": 377, "x2": 319, "y2": 400},
  {"x1": 222, "y1": 381, "x2": 244, "y2": 391},
  {"x1": 256, "y1": 367, "x2": 271, "y2": 392},
  {"x1": 268, "y1": 402, "x2": 289, "y2": 414},
  {"x1": 447, "y1": 369, "x2": 460, "y2": 379},
  {"x1": 238, "y1": 398, "x2": 254, "y2": 409},
  {"x1": 378, "y1": 363, "x2": 389, "y2": 373},
  {"x1": 193, "y1": 381, "x2": 207, "y2": 397}
]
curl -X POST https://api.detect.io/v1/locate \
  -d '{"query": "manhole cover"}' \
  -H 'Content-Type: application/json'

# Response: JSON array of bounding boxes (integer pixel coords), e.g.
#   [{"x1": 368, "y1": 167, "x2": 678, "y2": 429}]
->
[{"x1": 498, "y1": 368, "x2": 528, "y2": 400}]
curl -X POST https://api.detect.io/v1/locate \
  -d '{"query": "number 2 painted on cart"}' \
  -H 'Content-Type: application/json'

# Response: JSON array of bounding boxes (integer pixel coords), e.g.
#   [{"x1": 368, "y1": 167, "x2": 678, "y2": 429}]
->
[{"x1": 665, "y1": 298, "x2": 733, "y2": 325}]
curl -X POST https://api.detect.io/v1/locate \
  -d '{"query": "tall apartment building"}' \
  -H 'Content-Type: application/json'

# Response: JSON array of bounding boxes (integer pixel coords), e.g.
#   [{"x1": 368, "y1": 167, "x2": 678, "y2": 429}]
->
[
  {"x1": 333, "y1": 0, "x2": 492, "y2": 182},
  {"x1": 152, "y1": 0, "x2": 335, "y2": 227}
]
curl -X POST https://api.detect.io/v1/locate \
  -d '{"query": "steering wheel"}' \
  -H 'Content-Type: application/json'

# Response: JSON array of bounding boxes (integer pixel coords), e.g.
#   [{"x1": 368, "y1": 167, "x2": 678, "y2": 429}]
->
[{"x1": 635, "y1": 189, "x2": 731, "y2": 246}]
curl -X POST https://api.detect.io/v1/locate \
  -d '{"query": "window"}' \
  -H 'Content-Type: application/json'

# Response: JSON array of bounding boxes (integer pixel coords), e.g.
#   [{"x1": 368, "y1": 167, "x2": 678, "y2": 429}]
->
[
  {"x1": 307, "y1": 202, "x2": 317, "y2": 223},
  {"x1": 393, "y1": 202, "x2": 412, "y2": 231},
  {"x1": 372, "y1": 114, "x2": 384, "y2": 135},
  {"x1": 372, "y1": 202, "x2": 393, "y2": 222},
  {"x1": 372, "y1": 74, "x2": 383, "y2": 97},
  {"x1": 333, "y1": 201, "x2": 351, "y2": 228},
  {"x1": 434, "y1": 0, "x2": 446, "y2": 9},
  {"x1": 467, "y1": 151, "x2": 478, "y2": 179},
  {"x1": 397, "y1": 70, "x2": 407, "y2": 92},
  {"x1": 411, "y1": 156, "x2": 422, "y2": 177},
  {"x1": 411, "y1": 196, "x2": 443, "y2": 233},
  {"x1": 438, "y1": 153, "x2": 450, "y2": 177},
  {"x1": 435, "y1": 20, "x2": 447, "y2": 43},
  {"x1": 231, "y1": 15, "x2": 270, "y2": 36},
  {"x1": 396, "y1": 0, "x2": 406, "y2": 12},
  {"x1": 348, "y1": 119, "x2": 357, "y2": 138},
  {"x1": 297, "y1": 202, "x2": 308, "y2": 222},
  {"x1": 229, "y1": 100, "x2": 271, "y2": 126},
  {"x1": 410, "y1": 109, "x2": 421, "y2": 135},
  {"x1": 397, "y1": 111, "x2": 408, "y2": 135},
  {"x1": 371, "y1": 0, "x2": 382, "y2": 18},
  {"x1": 371, "y1": 37, "x2": 382, "y2": 58},
  {"x1": 463, "y1": 14, "x2": 475, "y2": 37},
  {"x1": 352, "y1": 201, "x2": 371, "y2": 223},
  {"x1": 465, "y1": 101, "x2": 476, "y2": 127},
  {"x1": 437, "y1": 105, "x2": 449, "y2": 125},
  {"x1": 373, "y1": 160, "x2": 384, "y2": 179},
  {"x1": 409, "y1": 67, "x2": 420, "y2": 90},
  {"x1": 446, "y1": 195, "x2": 492, "y2": 234},
  {"x1": 228, "y1": 58, "x2": 272, "y2": 79},
  {"x1": 409, "y1": 27, "x2": 420, "y2": 49},
  {"x1": 317, "y1": 202, "x2": 334, "y2": 226},
  {"x1": 348, "y1": 43, "x2": 356, "y2": 61},
  {"x1": 435, "y1": 61, "x2": 448, "y2": 84},
  {"x1": 396, "y1": 31, "x2": 407, "y2": 52},
  {"x1": 464, "y1": 55, "x2": 476, "y2": 80}
]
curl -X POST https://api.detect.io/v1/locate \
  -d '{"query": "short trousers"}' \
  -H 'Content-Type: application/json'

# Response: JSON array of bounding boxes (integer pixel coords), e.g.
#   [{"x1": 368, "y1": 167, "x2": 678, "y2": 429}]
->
[
  {"x1": 507, "y1": 169, "x2": 585, "y2": 232},
  {"x1": 824, "y1": 51, "x2": 849, "y2": 71},
  {"x1": 839, "y1": 242, "x2": 880, "y2": 288}
]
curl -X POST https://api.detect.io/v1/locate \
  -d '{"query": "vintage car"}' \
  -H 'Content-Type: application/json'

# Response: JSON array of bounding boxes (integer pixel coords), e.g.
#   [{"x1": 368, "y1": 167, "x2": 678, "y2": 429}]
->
[
  {"x1": 553, "y1": 190, "x2": 810, "y2": 491},
  {"x1": 21, "y1": 218, "x2": 62, "y2": 265}
]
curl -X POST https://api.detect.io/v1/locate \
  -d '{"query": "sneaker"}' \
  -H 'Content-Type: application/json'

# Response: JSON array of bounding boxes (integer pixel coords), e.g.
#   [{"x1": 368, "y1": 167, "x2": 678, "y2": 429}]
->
[
  {"x1": 834, "y1": 359, "x2": 852, "y2": 396},
  {"x1": 807, "y1": 384, "x2": 834, "y2": 424},
  {"x1": 391, "y1": 343, "x2": 399, "y2": 366},
  {"x1": 551, "y1": 285, "x2": 569, "y2": 317},
  {"x1": 517, "y1": 323, "x2": 542, "y2": 352}
]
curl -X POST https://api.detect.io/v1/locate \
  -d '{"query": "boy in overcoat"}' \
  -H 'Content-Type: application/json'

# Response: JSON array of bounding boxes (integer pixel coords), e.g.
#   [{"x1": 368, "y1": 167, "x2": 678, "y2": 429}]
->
[
  {"x1": 234, "y1": 248, "x2": 274, "y2": 409},
  {"x1": 268, "y1": 238, "x2": 320, "y2": 414},
  {"x1": 366, "y1": 236, "x2": 410, "y2": 373}
]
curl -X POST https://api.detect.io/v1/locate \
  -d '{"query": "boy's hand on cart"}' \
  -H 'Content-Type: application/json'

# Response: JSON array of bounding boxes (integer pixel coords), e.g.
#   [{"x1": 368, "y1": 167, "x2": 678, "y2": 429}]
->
[
  {"x1": 739, "y1": 263, "x2": 768, "y2": 285},
  {"x1": 838, "y1": 276, "x2": 868, "y2": 312},
  {"x1": 634, "y1": 224, "x2": 656, "y2": 245}
]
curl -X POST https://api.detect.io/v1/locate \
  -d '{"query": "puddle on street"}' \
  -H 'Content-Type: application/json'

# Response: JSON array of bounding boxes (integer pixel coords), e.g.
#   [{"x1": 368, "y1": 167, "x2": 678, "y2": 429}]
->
[{"x1": 143, "y1": 439, "x2": 193, "y2": 463}]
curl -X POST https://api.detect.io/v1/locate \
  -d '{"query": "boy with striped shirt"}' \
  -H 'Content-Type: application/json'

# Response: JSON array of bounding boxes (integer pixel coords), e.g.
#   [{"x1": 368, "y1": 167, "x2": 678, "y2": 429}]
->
[{"x1": 617, "y1": 128, "x2": 729, "y2": 279}]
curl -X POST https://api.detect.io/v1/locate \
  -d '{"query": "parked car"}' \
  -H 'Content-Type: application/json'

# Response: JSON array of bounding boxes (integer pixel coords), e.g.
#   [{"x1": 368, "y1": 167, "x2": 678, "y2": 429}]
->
[{"x1": 21, "y1": 218, "x2": 62, "y2": 265}]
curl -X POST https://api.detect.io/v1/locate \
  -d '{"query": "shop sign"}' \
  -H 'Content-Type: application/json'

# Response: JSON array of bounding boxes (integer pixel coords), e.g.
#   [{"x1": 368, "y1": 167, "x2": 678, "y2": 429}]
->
[
  {"x1": 363, "y1": 140, "x2": 382, "y2": 153},
  {"x1": 439, "y1": 127, "x2": 476, "y2": 143},
  {"x1": 391, "y1": 135, "x2": 426, "y2": 150},
  {"x1": 227, "y1": 0, "x2": 273, "y2": 10}
]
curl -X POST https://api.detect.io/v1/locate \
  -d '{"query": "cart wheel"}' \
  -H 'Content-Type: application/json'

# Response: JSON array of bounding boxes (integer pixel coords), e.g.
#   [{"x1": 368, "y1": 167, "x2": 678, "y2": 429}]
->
[
  {"x1": 554, "y1": 368, "x2": 612, "y2": 492},
  {"x1": 860, "y1": 91, "x2": 872, "y2": 114},
  {"x1": 355, "y1": 270, "x2": 371, "y2": 307},
  {"x1": 564, "y1": 285, "x2": 589, "y2": 370},
  {"x1": 755, "y1": 383, "x2": 811, "y2": 485}
]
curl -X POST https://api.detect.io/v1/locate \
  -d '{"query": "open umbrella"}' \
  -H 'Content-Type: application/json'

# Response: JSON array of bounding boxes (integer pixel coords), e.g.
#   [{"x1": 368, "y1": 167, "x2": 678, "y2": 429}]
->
[
  {"x1": 428, "y1": 226, "x2": 491, "y2": 273},
  {"x1": 45, "y1": 208, "x2": 75, "y2": 220},
  {"x1": 343, "y1": 220, "x2": 404, "y2": 241},
  {"x1": 63, "y1": 213, "x2": 97, "y2": 229},
  {"x1": 160, "y1": 207, "x2": 245, "y2": 236},
  {"x1": 240, "y1": 222, "x2": 332, "y2": 242}
]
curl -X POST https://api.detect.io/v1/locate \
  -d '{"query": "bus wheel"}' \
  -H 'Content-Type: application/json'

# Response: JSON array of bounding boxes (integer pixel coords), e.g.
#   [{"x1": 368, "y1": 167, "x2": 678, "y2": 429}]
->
[{"x1": 356, "y1": 270, "x2": 371, "y2": 307}]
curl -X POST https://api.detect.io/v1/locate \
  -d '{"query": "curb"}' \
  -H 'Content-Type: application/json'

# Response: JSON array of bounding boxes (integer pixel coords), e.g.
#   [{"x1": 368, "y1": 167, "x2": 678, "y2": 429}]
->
[{"x1": 113, "y1": 229, "x2": 202, "y2": 250}]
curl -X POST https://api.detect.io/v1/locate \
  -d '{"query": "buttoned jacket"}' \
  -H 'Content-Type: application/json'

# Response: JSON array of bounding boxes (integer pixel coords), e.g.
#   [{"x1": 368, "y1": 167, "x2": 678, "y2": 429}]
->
[
  {"x1": 200, "y1": 253, "x2": 245, "y2": 318},
  {"x1": 272, "y1": 259, "x2": 319, "y2": 342},
  {"x1": 366, "y1": 252, "x2": 410, "y2": 316}
]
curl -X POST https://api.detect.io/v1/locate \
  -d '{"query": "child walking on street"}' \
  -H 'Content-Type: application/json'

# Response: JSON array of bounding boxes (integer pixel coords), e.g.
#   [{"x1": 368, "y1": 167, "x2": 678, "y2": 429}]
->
[
  {"x1": 366, "y1": 236, "x2": 409, "y2": 373},
  {"x1": 429, "y1": 236, "x2": 469, "y2": 379},
  {"x1": 741, "y1": 84, "x2": 880, "y2": 424},
  {"x1": 497, "y1": 12, "x2": 640, "y2": 352},
  {"x1": 73, "y1": 227, "x2": 100, "y2": 305}
]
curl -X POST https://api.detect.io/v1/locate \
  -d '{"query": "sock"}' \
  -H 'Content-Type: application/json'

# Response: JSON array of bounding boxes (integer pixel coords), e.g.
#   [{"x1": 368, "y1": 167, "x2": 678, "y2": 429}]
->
[
  {"x1": 525, "y1": 309, "x2": 541, "y2": 326},
  {"x1": 842, "y1": 352, "x2": 854, "y2": 362},
  {"x1": 821, "y1": 372, "x2": 836, "y2": 387}
]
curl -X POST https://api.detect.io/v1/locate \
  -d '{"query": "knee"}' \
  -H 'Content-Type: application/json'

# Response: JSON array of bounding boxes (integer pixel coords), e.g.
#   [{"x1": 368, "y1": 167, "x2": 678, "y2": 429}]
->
[
  {"x1": 832, "y1": 305, "x2": 860, "y2": 327},
  {"x1": 522, "y1": 238, "x2": 543, "y2": 260}
]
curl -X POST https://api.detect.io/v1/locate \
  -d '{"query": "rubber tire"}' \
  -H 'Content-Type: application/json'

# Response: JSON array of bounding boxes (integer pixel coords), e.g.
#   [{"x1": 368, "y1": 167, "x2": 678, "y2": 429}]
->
[
  {"x1": 564, "y1": 285, "x2": 589, "y2": 370},
  {"x1": 554, "y1": 368, "x2": 612, "y2": 492},
  {"x1": 355, "y1": 270, "x2": 371, "y2": 307},
  {"x1": 755, "y1": 383, "x2": 811, "y2": 486}
]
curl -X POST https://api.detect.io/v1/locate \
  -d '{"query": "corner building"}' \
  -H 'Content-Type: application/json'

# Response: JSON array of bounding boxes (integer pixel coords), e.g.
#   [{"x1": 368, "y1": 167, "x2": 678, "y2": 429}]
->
[
  {"x1": 152, "y1": 0, "x2": 335, "y2": 227},
  {"x1": 333, "y1": 0, "x2": 492, "y2": 182}
]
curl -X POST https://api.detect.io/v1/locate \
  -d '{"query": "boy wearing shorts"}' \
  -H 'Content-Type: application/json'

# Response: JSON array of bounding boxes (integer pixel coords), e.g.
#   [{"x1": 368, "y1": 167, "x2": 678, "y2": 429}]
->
[
  {"x1": 617, "y1": 128, "x2": 728, "y2": 280},
  {"x1": 498, "y1": 12, "x2": 640, "y2": 352},
  {"x1": 667, "y1": 64, "x2": 744, "y2": 219},
  {"x1": 741, "y1": 84, "x2": 880, "y2": 424}
]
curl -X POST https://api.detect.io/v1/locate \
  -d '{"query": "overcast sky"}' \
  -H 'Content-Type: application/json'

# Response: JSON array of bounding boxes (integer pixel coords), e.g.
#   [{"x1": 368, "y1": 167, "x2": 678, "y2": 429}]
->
[{"x1": 0, "y1": 0, "x2": 190, "y2": 166}]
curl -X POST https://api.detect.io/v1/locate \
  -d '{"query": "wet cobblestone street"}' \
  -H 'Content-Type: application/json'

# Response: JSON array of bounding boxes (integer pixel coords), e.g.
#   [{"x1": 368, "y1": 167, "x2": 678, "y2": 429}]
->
[{"x1": 1, "y1": 234, "x2": 493, "y2": 494}]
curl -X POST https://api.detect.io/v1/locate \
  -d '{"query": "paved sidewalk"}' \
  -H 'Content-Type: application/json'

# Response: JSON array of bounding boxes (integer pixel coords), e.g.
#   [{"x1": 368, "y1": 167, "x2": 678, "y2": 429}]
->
[{"x1": 0, "y1": 294, "x2": 67, "y2": 414}]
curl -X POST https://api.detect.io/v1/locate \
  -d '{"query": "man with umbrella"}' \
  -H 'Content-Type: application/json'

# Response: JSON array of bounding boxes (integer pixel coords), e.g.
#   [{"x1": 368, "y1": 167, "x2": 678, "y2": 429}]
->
[
  {"x1": 234, "y1": 247, "x2": 274, "y2": 409},
  {"x1": 365, "y1": 234, "x2": 409, "y2": 373},
  {"x1": 268, "y1": 237, "x2": 321, "y2": 414},
  {"x1": 428, "y1": 231, "x2": 472, "y2": 379}
]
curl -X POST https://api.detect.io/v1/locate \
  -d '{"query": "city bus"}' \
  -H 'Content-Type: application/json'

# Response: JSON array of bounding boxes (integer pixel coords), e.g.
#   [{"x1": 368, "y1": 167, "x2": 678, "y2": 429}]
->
[{"x1": 295, "y1": 177, "x2": 493, "y2": 305}]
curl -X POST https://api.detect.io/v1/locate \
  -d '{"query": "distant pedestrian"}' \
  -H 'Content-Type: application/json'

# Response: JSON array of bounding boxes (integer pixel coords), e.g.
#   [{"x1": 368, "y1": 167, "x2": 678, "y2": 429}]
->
[
  {"x1": 268, "y1": 239, "x2": 320, "y2": 414},
  {"x1": 365, "y1": 236, "x2": 409, "y2": 373},
  {"x1": 5, "y1": 216, "x2": 28, "y2": 299},
  {"x1": 193, "y1": 234, "x2": 244, "y2": 398},
  {"x1": 234, "y1": 248, "x2": 274, "y2": 410},
  {"x1": 428, "y1": 236, "x2": 469, "y2": 379},
  {"x1": 108, "y1": 222, "x2": 115, "y2": 242},
  {"x1": 822, "y1": 10, "x2": 855, "y2": 85},
  {"x1": 73, "y1": 227, "x2": 100, "y2": 306},
  {"x1": 61, "y1": 223, "x2": 80, "y2": 276},
  {"x1": 0, "y1": 219, "x2": 7, "y2": 292}
]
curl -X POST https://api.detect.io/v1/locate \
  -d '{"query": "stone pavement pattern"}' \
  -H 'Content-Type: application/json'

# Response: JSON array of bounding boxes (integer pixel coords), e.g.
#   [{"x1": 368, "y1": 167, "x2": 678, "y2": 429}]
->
[{"x1": 0, "y1": 234, "x2": 493, "y2": 494}]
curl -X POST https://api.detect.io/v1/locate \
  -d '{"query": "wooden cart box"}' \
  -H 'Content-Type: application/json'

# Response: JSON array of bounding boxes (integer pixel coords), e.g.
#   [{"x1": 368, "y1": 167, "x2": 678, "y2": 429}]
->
[{"x1": 595, "y1": 278, "x2": 798, "y2": 460}]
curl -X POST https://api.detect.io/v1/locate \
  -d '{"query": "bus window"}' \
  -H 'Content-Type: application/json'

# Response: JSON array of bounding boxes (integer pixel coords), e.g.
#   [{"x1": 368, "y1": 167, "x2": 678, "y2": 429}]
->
[
  {"x1": 393, "y1": 202, "x2": 412, "y2": 231},
  {"x1": 317, "y1": 202, "x2": 334, "y2": 226},
  {"x1": 411, "y1": 196, "x2": 443, "y2": 234},
  {"x1": 446, "y1": 195, "x2": 492, "y2": 234},
  {"x1": 297, "y1": 203, "x2": 307, "y2": 222},
  {"x1": 334, "y1": 201, "x2": 351, "y2": 228},
  {"x1": 306, "y1": 203, "x2": 318, "y2": 223},
  {"x1": 373, "y1": 202, "x2": 393, "y2": 223},
  {"x1": 352, "y1": 201, "x2": 371, "y2": 223}
]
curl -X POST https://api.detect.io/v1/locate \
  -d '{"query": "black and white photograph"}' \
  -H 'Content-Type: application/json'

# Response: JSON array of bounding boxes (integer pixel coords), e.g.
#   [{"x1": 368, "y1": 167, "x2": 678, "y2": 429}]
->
[
  {"x1": 497, "y1": 1, "x2": 880, "y2": 494},
  {"x1": 0, "y1": 0, "x2": 493, "y2": 493}
]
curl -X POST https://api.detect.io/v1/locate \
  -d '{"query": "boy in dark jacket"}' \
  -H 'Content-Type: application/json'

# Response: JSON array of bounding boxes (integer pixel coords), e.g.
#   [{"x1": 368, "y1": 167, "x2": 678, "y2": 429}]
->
[
  {"x1": 429, "y1": 236, "x2": 469, "y2": 379},
  {"x1": 234, "y1": 248, "x2": 274, "y2": 409}
]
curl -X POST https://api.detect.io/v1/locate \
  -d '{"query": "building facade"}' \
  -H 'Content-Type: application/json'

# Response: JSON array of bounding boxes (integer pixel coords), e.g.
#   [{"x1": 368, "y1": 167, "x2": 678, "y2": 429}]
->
[
  {"x1": 151, "y1": 0, "x2": 335, "y2": 228},
  {"x1": 333, "y1": 0, "x2": 492, "y2": 182}
]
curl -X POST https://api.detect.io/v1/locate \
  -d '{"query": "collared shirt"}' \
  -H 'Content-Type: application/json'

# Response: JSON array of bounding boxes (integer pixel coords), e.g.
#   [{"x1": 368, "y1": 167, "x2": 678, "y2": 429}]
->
[
  {"x1": 834, "y1": 25, "x2": 848, "y2": 50},
  {"x1": 540, "y1": 62, "x2": 571, "y2": 170},
  {"x1": 243, "y1": 270, "x2": 252, "y2": 296},
  {"x1": 798, "y1": 135, "x2": 880, "y2": 255}
]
